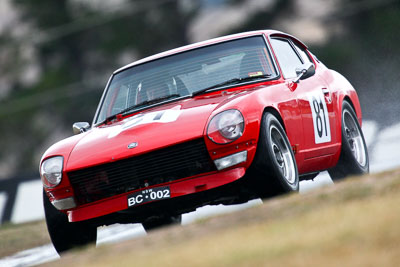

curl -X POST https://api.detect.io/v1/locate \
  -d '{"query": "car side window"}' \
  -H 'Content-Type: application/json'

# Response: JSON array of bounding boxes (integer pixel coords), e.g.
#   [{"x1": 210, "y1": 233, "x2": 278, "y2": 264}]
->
[
  {"x1": 293, "y1": 42, "x2": 312, "y2": 64},
  {"x1": 270, "y1": 38, "x2": 303, "y2": 79}
]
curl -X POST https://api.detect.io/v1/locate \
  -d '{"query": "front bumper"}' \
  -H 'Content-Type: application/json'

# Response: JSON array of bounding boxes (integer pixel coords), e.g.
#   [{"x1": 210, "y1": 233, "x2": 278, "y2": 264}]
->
[{"x1": 67, "y1": 167, "x2": 246, "y2": 222}]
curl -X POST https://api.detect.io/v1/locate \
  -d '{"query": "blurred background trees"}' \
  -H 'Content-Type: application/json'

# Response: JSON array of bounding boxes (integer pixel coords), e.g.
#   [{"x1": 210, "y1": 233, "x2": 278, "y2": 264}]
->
[{"x1": 0, "y1": 0, "x2": 399, "y2": 178}]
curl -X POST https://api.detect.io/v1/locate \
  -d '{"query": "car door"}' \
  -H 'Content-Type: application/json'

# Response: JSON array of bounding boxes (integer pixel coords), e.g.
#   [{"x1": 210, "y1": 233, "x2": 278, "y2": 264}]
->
[{"x1": 269, "y1": 37, "x2": 338, "y2": 165}]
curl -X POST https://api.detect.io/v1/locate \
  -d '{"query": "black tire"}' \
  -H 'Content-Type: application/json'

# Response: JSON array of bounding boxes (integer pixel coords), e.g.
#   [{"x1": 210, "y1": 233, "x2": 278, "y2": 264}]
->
[
  {"x1": 328, "y1": 101, "x2": 369, "y2": 180},
  {"x1": 251, "y1": 112, "x2": 299, "y2": 198},
  {"x1": 43, "y1": 190, "x2": 97, "y2": 254},
  {"x1": 142, "y1": 215, "x2": 182, "y2": 232}
]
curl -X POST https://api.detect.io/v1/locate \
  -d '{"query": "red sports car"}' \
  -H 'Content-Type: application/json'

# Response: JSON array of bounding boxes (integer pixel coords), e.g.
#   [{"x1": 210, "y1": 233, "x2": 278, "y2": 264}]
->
[{"x1": 40, "y1": 30, "x2": 369, "y2": 253}]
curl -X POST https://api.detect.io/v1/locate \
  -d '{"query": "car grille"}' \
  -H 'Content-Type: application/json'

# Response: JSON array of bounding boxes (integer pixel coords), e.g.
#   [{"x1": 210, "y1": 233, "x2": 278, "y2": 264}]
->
[{"x1": 67, "y1": 139, "x2": 216, "y2": 205}]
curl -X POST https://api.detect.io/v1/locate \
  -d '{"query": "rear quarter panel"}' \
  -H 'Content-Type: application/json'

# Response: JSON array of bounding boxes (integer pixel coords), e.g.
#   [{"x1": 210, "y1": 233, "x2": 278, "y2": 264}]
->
[
  {"x1": 320, "y1": 69, "x2": 363, "y2": 125},
  {"x1": 318, "y1": 67, "x2": 363, "y2": 168}
]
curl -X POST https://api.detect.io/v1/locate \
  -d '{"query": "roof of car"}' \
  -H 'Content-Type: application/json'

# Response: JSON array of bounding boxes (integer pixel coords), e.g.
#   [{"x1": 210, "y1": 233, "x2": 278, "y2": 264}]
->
[{"x1": 114, "y1": 29, "x2": 306, "y2": 74}]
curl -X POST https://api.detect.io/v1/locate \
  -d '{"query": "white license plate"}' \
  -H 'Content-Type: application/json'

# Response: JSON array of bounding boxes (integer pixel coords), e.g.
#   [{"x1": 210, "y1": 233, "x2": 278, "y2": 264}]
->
[{"x1": 127, "y1": 186, "x2": 170, "y2": 207}]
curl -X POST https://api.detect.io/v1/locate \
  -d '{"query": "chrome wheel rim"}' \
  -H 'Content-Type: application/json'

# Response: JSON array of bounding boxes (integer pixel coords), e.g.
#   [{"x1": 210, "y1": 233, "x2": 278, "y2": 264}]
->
[
  {"x1": 343, "y1": 109, "x2": 367, "y2": 167},
  {"x1": 269, "y1": 125, "x2": 296, "y2": 184}
]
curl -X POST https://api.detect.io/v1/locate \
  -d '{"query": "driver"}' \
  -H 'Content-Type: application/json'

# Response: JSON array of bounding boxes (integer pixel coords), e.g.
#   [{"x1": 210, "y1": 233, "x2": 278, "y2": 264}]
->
[{"x1": 140, "y1": 79, "x2": 170, "y2": 102}]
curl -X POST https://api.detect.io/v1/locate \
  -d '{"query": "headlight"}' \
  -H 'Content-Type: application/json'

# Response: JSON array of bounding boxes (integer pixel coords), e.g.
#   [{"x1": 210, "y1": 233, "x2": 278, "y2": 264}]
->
[
  {"x1": 40, "y1": 156, "x2": 64, "y2": 188},
  {"x1": 207, "y1": 109, "x2": 244, "y2": 144}
]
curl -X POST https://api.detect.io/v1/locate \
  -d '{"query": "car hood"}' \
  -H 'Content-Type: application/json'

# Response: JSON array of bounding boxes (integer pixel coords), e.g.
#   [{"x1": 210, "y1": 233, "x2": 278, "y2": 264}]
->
[{"x1": 66, "y1": 95, "x2": 230, "y2": 171}]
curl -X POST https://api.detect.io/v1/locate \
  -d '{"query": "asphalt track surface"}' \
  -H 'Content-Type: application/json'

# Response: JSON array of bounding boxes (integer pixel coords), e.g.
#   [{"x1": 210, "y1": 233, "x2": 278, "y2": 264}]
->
[{"x1": 1, "y1": 119, "x2": 400, "y2": 267}]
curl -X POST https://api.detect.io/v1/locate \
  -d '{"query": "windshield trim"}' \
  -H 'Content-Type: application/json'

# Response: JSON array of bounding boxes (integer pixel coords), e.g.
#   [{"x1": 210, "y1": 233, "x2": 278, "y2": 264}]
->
[
  {"x1": 92, "y1": 75, "x2": 113, "y2": 127},
  {"x1": 263, "y1": 34, "x2": 281, "y2": 81}
]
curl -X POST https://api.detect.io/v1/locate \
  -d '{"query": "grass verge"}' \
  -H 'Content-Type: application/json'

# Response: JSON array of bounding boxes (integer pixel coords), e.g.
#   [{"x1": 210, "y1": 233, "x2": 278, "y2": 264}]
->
[{"x1": 2, "y1": 169, "x2": 400, "y2": 266}]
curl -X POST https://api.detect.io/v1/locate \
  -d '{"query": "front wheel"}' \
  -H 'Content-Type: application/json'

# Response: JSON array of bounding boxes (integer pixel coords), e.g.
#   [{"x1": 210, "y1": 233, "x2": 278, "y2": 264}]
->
[
  {"x1": 43, "y1": 190, "x2": 97, "y2": 254},
  {"x1": 250, "y1": 112, "x2": 299, "y2": 198},
  {"x1": 328, "y1": 101, "x2": 369, "y2": 180}
]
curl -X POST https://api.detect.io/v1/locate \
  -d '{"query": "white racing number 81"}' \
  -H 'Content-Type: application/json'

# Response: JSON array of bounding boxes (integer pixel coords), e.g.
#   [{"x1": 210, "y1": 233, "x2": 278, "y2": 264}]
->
[{"x1": 308, "y1": 92, "x2": 331, "y2": 144}]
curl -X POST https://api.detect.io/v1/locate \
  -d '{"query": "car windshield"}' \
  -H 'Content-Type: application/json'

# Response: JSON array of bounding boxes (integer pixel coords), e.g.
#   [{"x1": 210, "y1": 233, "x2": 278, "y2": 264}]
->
[{"x1": 94, "y1": 36, "x2": 277, "y2": 124}]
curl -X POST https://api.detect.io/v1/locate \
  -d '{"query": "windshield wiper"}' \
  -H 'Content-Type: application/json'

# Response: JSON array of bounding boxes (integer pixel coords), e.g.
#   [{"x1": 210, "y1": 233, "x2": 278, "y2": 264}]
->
[
  {"x1": 99, "y1": 94, "x2": 180, "y2": 125},
  {"x1": 124, "y1": 94, "x2": 181, "y2": 114},
  {"x1": 192, "y1": 74, "x2": 271, "y2": 96}
]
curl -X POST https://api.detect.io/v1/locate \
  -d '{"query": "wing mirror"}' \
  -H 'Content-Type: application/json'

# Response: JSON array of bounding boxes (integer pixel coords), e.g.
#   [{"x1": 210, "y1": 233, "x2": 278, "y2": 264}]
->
[
  {"x1": 72, "y1": 122, "x2": 90, "y2": 135},
  {"x1": 293, "y1": 62, "x2": 315, "y2": 83}
]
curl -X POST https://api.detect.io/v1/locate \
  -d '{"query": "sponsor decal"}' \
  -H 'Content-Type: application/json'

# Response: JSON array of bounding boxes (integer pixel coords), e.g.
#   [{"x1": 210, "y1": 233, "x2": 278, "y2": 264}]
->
[{"x1": 248, "y1": 71, "x2": 264, "y2": 77}]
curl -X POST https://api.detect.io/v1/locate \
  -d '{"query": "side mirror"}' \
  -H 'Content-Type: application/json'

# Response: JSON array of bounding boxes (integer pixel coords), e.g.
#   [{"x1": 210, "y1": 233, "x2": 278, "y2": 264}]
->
[
  {"x1": 293, "y1": 62, "x2": 315, "y2": 83},
  {"x1": 72, "y1": 122, "x2": 90, "y2": 135}
]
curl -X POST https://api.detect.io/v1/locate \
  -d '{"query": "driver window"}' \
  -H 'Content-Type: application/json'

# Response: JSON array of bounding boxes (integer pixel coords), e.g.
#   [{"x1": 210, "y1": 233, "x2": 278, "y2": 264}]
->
[
  {"x1": 293, "y1": 42, "x2": 312, "y2": 64},
  {"x1": 270, "y1": 38, "x2": 303, "y2": 79}
]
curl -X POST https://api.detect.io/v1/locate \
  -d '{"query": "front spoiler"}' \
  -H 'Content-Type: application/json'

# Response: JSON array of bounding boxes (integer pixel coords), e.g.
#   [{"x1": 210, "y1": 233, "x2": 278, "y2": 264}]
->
[{"x1": 68, "y1": 167, "x2": 246, "y2": 222}]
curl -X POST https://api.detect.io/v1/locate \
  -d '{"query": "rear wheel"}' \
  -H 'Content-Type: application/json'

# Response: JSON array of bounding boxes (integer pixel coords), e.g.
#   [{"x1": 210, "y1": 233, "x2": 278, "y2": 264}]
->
[
  {"x1": 251, "y1": 112, "x2": 299, "y2": 198},
  {"x1": 328, "y1": 101, "x2": 369, "y2": 180},
  {"x1": 43, "y1": 190, "x2": 97, "y2": 254},
  {"x1": 142, "y1": 215, "x2": 182, "y2": 232}
]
